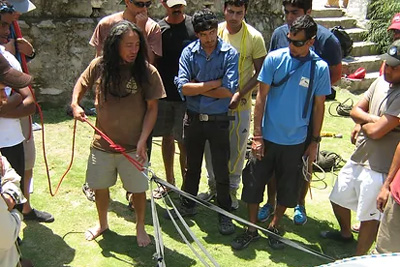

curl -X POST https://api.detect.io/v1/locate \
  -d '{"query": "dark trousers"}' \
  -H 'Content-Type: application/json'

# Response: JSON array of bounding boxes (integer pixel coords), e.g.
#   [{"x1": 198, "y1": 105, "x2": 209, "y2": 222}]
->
[
  {"x1": 1, "y1": 142, "x2": 25, "y2": 191},
  {"x1": 182, "y1": 112, "x2": 231, "y2": 211}
]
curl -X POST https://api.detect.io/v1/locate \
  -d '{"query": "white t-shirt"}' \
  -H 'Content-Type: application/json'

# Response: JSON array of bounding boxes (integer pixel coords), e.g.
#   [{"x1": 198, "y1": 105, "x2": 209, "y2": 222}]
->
[{"x1": 0, "y1": 45, "x2": 25, "y2": 148}]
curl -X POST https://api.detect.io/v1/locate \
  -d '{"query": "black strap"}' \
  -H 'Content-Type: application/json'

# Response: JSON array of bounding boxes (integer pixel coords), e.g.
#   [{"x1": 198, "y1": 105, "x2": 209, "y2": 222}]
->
[
  {"x1": 271, "y1": 61, "x2": 306, "y2": 87},
  {"x1": 302, "y1": 59, "x2": 317, "y2": 119}
]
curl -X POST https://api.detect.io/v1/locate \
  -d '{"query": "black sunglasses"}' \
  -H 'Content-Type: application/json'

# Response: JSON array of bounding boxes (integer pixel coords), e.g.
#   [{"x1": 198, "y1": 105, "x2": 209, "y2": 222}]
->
[
  {"x1": 0, "y1": 4, "x2": 15, "y2": 13},
  {"x1": 286, "y1": 35, "x2": 315, "y2": 47},
  {"x1": 130, "y1": 0, "x2": 152, "y2": 8}
]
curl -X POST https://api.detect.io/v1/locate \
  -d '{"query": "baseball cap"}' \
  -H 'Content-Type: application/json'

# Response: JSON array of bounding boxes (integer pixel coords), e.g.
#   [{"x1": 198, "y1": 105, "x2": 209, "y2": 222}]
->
[
  {"x1": 380, "y1": 40, "x2": 400, "y2": 67},
  {"x1": 0, "y1": 53, "x2": 33, "y2": 88},
  {"x1": 6, "y1": 0, "x2": 36, "y2": 13},
  {"x1": 165, "y1": 0, "x2": 187, "y2": 7},
  {"x1": 388, "y1": 13, "x2": 400, "y2": 31}
]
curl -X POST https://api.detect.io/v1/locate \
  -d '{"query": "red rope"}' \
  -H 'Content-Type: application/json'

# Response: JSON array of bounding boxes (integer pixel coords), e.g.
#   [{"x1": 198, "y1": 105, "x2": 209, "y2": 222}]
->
[
  {"x1": 12, "y1": 21, "x2": 75, "y2": 196},
  {"x1": 12, "y1": 21, "x2": 33, "y2": 140},
  {"x1": 83, "y1": 118, "x2": 144, "y2": 172},
  {"x1": 12, "y1": 22, "x2": 144, "y2": 195}
]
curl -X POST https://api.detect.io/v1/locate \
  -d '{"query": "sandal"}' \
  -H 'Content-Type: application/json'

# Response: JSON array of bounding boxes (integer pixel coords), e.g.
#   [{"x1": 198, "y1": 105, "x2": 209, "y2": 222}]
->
[
  {"x1": 351, "y1": 223, "x2": 360, "y2": 233},
  {"x1": 82, "y1": 183, "x2": 95, "y2": 202},
  {"x1": 152, "y1": 186, "x2": 169, "y2": 199},
  {"x1": 320, "y1": 230, "x2": 354, "y2": 243}
]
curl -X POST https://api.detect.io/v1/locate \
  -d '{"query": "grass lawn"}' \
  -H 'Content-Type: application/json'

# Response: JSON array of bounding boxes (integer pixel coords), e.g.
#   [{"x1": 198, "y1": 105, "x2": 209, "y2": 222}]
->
[{"x1": 20, "y1": 88, "x2": 366, "y2": 267}]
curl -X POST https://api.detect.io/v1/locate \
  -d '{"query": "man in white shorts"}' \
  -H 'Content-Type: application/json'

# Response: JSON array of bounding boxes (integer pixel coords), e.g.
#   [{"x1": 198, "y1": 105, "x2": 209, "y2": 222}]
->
[{"x1": 322, "y1": 39, "x2": 400, "y2": 255}]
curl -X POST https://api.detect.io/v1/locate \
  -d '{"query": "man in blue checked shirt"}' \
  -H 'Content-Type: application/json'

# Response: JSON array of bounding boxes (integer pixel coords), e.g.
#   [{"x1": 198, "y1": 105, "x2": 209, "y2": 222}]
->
[{"x1": 166, "y1": 8, "x2": 239, "y2": 236}]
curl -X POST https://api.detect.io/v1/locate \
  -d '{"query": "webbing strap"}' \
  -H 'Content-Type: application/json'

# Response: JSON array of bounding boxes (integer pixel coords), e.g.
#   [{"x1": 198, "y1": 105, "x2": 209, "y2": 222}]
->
[
  {"x1": 83, "y1": 116, "x2": 334, "y2": 263},
  {"x1": 271, "y1": 61, "x2": 305, "y2": 87},
  {"x1": 152, "y1": 176, "x2": 335, "y2": 263},
  {"x1": 163, "y1": 194, "x2": 219, "y2": 267},
  {"x1": 150, "y1": 181, "x2": 166, "y2": 267},
  {"x1": 302, "y1": 59, "x2": 317, "y2": 119}
]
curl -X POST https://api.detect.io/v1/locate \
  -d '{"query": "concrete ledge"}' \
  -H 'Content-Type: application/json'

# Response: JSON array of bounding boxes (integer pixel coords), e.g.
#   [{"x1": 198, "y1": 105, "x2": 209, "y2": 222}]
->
[
  {"x1": 350, "y1": 41, "x2": 379, "y2": 57},
  {"x1": 311, "y1": 9, "x2": 344, "y2": 18},
  {"x1": 339, "y1": 72, "x2": 380, "y2": 92},
  {"x1": 342, "y1": 55, "x2": 382, "y2": 74},
  {"x1": 345, "y1": 28, "x2": 367, "y2": 42},
  {"x1": 314, "y1": 17, "x2": 357, "y2": 29}
]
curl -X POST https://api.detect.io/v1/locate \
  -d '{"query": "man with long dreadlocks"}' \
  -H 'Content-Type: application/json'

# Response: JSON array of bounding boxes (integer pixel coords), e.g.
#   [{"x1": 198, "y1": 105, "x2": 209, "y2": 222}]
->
[{"x1": 71, "y1": 20, "x2": 165, "y2": 247}]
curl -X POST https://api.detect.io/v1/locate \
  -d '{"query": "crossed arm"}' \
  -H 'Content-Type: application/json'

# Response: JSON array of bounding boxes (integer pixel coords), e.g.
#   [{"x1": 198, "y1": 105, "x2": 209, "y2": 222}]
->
[
  {"x1": 0, "y1": 87, "x2": 35, "y2": 118},
  {"x1": 350, "y1": 98, "x2": 400, "y2": 140},
  {"x1": 182, "y1": 79, "x2": 233, "y2": 98}
]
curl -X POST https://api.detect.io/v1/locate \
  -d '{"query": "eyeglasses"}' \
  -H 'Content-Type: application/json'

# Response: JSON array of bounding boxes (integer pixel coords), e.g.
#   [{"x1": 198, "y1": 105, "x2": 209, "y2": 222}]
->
[
  {"x1": 286, "y1": 35, "x2": 315, "y2": 47},
  {"x1": 393, "y1": 29, "x2": 400, "y2": 35},
  {"x1": 130, "y1": 0, "x2": 152, "y2": 8},
  {"x1": 0, "y1": 4, "x2": 15, "y2": 13}
]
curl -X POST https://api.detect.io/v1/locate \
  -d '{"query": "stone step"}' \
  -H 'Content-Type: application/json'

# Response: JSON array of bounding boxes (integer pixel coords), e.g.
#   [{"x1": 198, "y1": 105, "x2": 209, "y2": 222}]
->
[
  {"x1": 350, "y1": 41, "x2": 379, "y2": 57},
  {"x1": 342, "y1": 55, "x2": 382, "y2": 74},
  {"x1": 311, "y1": 8, "x2": 344, "y2": 18},
  {"x1": 314, "y1": 17, "x2": 357, "y2": 29},
  {"x1": 339, "y1": 71, "x2": 380, "y2": 92},
  {"x1": 345, "y1": 28, "x2": 367, "y2": 42}
]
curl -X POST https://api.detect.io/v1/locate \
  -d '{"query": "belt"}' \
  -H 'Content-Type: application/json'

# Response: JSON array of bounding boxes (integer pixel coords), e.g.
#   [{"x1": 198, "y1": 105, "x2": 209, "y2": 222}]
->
[{"x1": 187, "y1": 111, "x2": 234, "y2": 122}]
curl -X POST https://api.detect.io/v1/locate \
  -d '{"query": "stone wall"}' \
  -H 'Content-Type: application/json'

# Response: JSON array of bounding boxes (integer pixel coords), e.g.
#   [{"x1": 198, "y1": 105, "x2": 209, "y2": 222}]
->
[{"x1": 18, "y1": 0, "x2": 283, "y2": 106}]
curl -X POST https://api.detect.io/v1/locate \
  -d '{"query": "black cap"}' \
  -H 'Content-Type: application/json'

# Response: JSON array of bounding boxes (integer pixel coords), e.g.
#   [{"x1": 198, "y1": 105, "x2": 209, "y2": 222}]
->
[{"x1": 380, "y1": 40, "x2": 400, "y2": 67}]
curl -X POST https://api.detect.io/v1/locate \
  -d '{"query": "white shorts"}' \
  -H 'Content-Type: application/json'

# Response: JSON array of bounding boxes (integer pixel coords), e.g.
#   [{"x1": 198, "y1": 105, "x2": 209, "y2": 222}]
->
[{"x1": 329, "y1": 160, "x2": 385, "y2": 222}]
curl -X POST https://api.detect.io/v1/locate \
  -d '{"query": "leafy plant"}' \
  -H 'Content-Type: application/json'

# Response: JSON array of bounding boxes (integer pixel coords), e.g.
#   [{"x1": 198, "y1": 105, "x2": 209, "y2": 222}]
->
[{"x1": 365, "y1": 0, "x2": 400, "y2": 53}]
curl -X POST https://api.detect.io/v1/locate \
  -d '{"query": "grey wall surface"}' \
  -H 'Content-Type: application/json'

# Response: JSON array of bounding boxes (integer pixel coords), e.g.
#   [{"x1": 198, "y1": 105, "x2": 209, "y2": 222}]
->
[{"x1": 18, "y1": 0, "x2": 283, "y2": 106}]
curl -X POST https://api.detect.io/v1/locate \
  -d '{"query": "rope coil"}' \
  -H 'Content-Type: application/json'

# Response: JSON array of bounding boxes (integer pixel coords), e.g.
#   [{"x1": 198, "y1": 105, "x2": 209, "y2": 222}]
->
[{"x1": 328, "y1": 98, "x2": 354, "y2": 117}]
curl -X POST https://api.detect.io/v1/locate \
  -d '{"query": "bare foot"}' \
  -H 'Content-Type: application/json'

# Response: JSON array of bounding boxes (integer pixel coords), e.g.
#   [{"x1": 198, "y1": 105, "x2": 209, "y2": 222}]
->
[
  {"x1": 136, "y1": 227, "x2": 151, "y2": 247},
  {"x1": 85, "y1": 225, "x2": 108, "y2": 241}
]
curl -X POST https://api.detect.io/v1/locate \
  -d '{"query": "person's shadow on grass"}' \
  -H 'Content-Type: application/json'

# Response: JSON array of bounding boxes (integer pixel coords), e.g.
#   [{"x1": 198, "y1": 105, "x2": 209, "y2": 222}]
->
[
  {"x1": 108, "y1": 196, "x2": 197, "y2": 246},
  {"x1": 283, "y1": 214, "x2": 357, "y2": 260},
  {"x1": 22, "y1": 222, "x2": 75, "y2": 267},
  {"x1": 97, "y1": 229, "x2": 196, "y2": 266}
]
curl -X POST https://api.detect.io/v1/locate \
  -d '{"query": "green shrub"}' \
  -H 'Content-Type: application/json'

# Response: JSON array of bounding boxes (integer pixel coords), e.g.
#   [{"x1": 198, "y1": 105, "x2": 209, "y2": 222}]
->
[{"x1": 365, "y1": 0, "x2": 400, "y2": 53}]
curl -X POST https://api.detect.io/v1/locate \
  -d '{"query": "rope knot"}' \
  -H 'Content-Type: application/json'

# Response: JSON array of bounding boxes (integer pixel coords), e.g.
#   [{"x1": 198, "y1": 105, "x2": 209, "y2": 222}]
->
[{"x1": 110, "y1": 144, "x2": 125, "y2": 152}]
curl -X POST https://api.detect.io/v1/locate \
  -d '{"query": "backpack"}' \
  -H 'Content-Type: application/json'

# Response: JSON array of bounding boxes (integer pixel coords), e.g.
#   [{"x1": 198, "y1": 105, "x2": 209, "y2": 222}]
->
[{"x1": 331, "y1": 25, "x2": 353, "y2": 58}]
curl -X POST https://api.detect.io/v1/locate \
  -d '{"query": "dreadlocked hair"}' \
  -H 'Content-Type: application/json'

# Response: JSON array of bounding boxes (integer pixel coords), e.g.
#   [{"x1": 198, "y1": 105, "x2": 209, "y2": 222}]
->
[{"x1": 100, "y1": 20, "x2": 149, "y2": 101}]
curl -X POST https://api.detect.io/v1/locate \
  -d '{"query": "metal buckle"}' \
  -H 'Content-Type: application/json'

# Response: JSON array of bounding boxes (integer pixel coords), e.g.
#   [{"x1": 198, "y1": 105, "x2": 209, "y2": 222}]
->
[{"x1": 199, "y1": 114, "x2": 209, "y2": 121}]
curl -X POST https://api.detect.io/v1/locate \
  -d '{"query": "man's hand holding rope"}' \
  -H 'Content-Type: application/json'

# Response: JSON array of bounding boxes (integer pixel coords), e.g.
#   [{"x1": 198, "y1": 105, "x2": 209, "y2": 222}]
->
[
  {"x1": 303, "y1": 141, "x2": 318, "y2": 181},
  {"x1": 252, "y1": 136, "x2": 264, "y2": 160},
  {"x1": 71, "y1": 103, "x2": 87, "y2": 122},
  {"x1": 135, "y1": 139, "x2": 148, "y2": 165}
]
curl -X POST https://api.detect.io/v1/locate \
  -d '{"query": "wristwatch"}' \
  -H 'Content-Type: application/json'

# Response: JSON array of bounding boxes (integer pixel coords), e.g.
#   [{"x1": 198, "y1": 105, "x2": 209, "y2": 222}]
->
[{"x1": 311, "y1": 135, "x2": 321, "y2": 143}]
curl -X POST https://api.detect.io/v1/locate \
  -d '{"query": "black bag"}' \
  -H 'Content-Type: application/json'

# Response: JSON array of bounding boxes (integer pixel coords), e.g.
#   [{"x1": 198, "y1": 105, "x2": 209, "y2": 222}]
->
[
  {"x1": 331, "y1": 25, "x2": 353, "y2": 58},
  {"x1": 313, "y1": 150, "x2": 342, "y2": 171}
]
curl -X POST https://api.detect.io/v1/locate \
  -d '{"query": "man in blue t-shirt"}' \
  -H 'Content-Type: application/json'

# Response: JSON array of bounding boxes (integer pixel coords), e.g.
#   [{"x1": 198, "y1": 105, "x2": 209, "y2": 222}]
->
[
  {"x1": 231, "y1": 15, "x2": 331, "y2": 250},
  {"x1": 258, "y1": 0, "x2": 342, "y2": 226},
  {"x1": 165, "y1": 9, "x2": 239, "y2": 236}
]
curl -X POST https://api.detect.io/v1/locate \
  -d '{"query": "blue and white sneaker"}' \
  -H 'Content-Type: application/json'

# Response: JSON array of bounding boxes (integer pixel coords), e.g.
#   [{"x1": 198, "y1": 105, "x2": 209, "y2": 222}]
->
[
  {"x1": 293, "y1": 205, "x2": 307, "y2": 225},
  {"x1": 257, "y1": 203, "x2": 274, "y2": 222}
]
